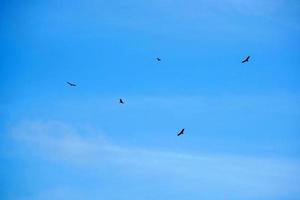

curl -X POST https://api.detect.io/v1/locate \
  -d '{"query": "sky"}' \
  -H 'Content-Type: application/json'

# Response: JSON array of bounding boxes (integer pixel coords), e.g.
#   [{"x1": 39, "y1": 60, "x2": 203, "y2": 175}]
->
[{"x1": 0, "y1": 0, "x2": 300, "y2": 199}]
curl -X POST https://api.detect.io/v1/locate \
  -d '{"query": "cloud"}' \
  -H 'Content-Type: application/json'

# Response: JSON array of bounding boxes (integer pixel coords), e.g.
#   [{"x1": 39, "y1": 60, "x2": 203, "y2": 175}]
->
[{"x1": 8, "y1": 120, "x2": 300, "y2": 199}]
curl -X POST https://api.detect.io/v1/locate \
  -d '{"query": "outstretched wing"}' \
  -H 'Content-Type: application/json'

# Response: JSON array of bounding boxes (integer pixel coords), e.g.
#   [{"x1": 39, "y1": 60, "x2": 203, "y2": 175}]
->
[
  {"x1": 177, "y1": 128, "x2": 184, "y2": 136},
  {"x1": 67, "y1": 82, "x2": 76, "y2": 86},
  {"x1": 242, "y1": 56, "x2": 250, "y2": 63}
]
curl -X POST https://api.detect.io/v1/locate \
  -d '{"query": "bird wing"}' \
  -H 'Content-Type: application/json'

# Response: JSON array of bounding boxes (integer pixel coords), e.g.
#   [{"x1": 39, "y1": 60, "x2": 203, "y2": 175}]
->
[
  {"x1": 177, "y1": 129, "x2": 184, "y2": 136},
  {"x1": 242, "y1": 56, "x2": 250, "y2": 63}
]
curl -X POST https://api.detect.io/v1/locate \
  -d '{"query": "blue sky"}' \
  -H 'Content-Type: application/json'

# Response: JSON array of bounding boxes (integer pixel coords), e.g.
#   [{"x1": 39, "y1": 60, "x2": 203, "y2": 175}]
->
[{"x1": 0, "y1": 0, "x2": 300, "y2": 199}]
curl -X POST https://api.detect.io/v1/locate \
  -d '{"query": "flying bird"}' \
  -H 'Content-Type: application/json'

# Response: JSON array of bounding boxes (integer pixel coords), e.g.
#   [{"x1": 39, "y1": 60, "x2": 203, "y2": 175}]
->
[
  {"x1": 119, "y1": 98, "x2": 124, "y2": 104},
  {"x1": 177, "y1": 128, "x2": 185, "y2": 136},
  {"x1": 242, "y1": 56, "x2": 250, "y2": 63},
  {"x1": 67, "y1": 82, "x2": 76, "y2": 87},
  {"x1": 156, "y1": 57, "x2": 161, "y2": 62}
]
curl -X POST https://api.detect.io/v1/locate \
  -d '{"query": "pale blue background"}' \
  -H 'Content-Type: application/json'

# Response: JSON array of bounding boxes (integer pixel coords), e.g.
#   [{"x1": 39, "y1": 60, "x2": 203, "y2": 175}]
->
[{"x1": 1, "y1": 0, "x2": 300, "y2": 199}]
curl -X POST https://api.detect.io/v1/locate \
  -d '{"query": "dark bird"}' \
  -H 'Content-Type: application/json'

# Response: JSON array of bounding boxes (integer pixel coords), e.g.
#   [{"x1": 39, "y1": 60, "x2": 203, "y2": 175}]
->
[
  {"x1": 156, "y1": 57, "x2": 161, "y2": 62},
  {"x1": 242, "y1": 56, "x2": 250, "y2": 63},
  {"x1": 119, "y1": 98, "x2": 124, "y2": 104},
  {"x1": 67, "y1": 82, "x2": 76, "y2": 87},
  {"x1": 177, "y1": 128, "x2": 185, "y2": 136}
]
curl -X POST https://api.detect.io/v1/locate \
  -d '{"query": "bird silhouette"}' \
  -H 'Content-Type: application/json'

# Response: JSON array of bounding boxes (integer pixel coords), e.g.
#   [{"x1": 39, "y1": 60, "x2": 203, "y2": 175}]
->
[
  {"x1": 177, "y1": 128, "x2": 185, "y2": 136},
  {"x1": 67, "y1": 82, "x2": 76, "y2": 87},
  {"x1": 242, "y1": 56, "x2": 250, "y2": 63},
  {"x1": 119, "y1": 98, "x2": 124, "y2": 104},
  {"x1": 156, "y1": 57, "x2": 161, "y2": 62}
]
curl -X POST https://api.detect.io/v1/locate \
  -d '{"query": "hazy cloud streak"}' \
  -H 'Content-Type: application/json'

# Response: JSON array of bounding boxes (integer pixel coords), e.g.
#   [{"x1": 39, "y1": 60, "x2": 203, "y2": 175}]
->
[{"x1": 9, "y1": 120, "x2": 300, "y2": 198}]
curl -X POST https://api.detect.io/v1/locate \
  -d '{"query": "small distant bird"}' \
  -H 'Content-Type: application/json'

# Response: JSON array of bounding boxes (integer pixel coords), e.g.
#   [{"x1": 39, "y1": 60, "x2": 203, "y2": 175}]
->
[
  {"x1": 242, "y1": 56, "x2": 250, "y2": 63},
  {"x1": 156, "y1": 57, "x2": 161, "y2": 62},
  {"x1": 119, "y1": 98, "x2": 124, "y2": 104},
  {"x1": 177, "y1": 128, "x2": 185, "y2": 136},
  {"x1": 67, "y1": 82, "x2": 76, "y2": 87}
]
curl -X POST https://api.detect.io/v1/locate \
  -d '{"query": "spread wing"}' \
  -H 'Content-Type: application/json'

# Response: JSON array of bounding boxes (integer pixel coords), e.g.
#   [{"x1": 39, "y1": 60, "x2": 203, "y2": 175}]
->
[
  {"x1": 177, "y1": 129, "x2": 184, "y2": 136},
  {"x1": 67, "y1": 82, "x2": 76, "y2": 86},
  {"x1": 242, "y1": 56, "x2": 250, "y2": 63}
]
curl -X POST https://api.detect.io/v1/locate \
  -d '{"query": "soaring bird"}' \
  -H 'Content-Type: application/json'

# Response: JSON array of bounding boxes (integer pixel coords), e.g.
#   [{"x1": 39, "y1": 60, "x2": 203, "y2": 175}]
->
[
  {"x1": 119, "y1": 98, "x2": 124, "y2": 104},
  {"x1": 67, "y1": 82, "x2": 76, "y2": 87},
  {"x1": 242, "y1": 56, "x2": 250, "y2": 63},
  {"x1": 177, "y1": 128, "x2": 185, "y2": 136},
  {"x1": 156, "y1": 57, "x2": 161, "y2": 62}
]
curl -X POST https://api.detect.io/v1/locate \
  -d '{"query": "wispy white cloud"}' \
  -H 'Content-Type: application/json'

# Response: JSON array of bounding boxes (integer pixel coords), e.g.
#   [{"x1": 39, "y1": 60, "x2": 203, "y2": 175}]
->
[{"x1": 9, "y1": 120, "x2": 300, "y2": 199}]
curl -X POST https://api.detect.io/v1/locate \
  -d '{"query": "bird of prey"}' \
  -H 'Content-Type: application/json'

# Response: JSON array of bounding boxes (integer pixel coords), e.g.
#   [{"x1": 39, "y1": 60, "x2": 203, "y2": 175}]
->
[
  {"x1": 119, "y1": 98, "x2": 124, "y2": 104},
  {"x1": 242, "y1": 56, "x2": 250, "y2": 63},
  {"x1": 67, "y1": 82, "x2": 76, "y2": 87},
  {"x1": 177, "y1": 128, "x2": 185, "y2": 136},
  {"x1": 156, "y1": 57, "x2": 161, "y2": 62}
]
